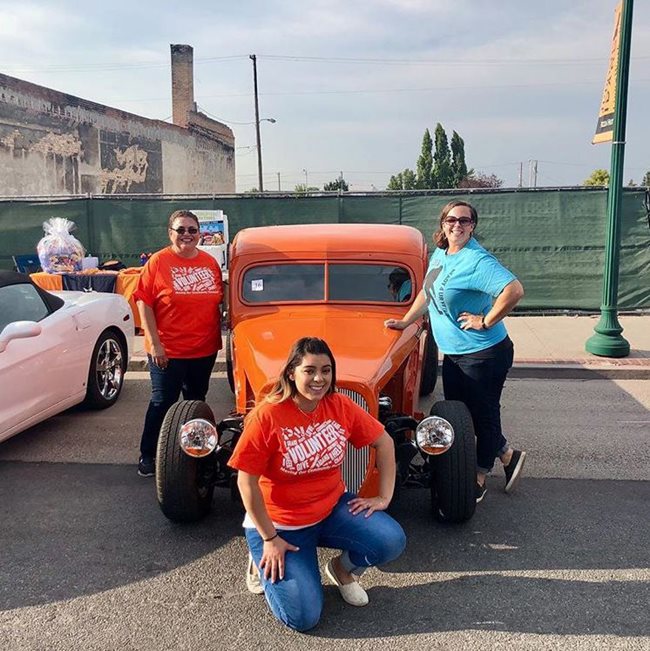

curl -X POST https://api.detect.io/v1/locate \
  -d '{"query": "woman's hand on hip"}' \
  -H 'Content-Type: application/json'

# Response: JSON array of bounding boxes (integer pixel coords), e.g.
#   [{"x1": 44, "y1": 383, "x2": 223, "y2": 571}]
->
[
  {"x1": 259, "y1": 536, "x2": 300, "y2": 583},
  {"x1": 347, "y1": 495, "x2": 390, "y2": 518},
  {"x1": 150, "y1": 343, "x2": 169, "y2": 369},
  {"x1": 458, "y1": 312, "x2": 484, "y2": 331}
]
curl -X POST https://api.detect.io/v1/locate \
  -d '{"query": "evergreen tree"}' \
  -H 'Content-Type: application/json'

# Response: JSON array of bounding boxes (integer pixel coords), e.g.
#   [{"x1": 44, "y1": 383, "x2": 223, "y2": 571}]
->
[
  {"x1": 323, "y1": 177, "x2": 349, "y2": 191},
  {"x1": 450, "y1": 131, "x2": 469, "y2": 187},
  {"x1": 643, "y1": 171, "x2": 650, "y2": 186},
  {"x1": 432, "y1": 123, "x2": 453, "y2": 189},
  {"x1": 387, "y1": 174, "x2": 403, "y2": 190},
  {"x1": 386, "y1": 169, "x2": 417, "y2": 190},
  {"x1": 416, "y1": 129, "x2": 433, "y2": 189},
  {"x1": 402, "y1": 169, "x2": 417, "y2": 189}
]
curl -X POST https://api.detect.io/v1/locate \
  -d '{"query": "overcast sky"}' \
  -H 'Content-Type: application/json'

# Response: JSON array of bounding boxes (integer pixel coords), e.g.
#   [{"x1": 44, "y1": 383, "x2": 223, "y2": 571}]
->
[{"x1": 1, "y1": 0, "x2": 648, "y2": 191}]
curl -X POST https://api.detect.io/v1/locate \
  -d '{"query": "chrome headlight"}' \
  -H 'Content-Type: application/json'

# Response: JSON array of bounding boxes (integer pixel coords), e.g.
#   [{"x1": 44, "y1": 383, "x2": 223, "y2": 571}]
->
[
  {"x1": 415, "y1": 416, "x2": 454, "y2": 456},
  {"x1": 179, "y1": 419, "x2": 218, "y2": 458}
]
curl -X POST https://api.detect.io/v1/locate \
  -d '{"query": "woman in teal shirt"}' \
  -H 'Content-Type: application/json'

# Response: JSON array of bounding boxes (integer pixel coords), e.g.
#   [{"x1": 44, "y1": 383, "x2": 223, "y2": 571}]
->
[{"x1": 385, "y1": 200, "x2": 526, "y2": 503}]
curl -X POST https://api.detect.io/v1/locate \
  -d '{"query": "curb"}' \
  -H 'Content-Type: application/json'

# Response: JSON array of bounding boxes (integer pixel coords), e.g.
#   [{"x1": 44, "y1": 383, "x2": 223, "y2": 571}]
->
[
  {"x1": 126, "y1": 358, "x2": 650, "y2": 379},
  {"x1": 127, "y1": 358, "x2": 227, "y2": 372}
]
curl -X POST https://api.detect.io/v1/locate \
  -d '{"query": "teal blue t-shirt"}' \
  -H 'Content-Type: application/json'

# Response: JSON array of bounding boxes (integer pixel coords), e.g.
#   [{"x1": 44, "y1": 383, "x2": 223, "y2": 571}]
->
[{"x1": 425, "y1": 238, "x2": 516, "y2": 355}]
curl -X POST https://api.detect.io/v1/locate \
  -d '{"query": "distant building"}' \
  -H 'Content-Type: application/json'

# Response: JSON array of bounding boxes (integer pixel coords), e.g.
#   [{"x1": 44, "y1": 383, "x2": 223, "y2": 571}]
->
[{"x1": 0, "y1": 44, "x2": 234, "y2": 196}]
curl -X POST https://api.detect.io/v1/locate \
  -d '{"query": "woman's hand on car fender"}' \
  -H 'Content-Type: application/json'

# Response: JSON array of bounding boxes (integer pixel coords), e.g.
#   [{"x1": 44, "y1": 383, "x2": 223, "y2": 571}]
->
[
  {"x1": 259, "y1": 536, "x2": 300, "y2": 582},
  {"x1": 384, "y1": 318, "x2": 408, "y2": 330}
]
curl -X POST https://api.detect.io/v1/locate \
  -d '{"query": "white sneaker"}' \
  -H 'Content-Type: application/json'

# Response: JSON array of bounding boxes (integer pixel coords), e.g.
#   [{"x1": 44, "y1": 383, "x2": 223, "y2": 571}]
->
[
  {"x1": 325, "y1": 559, "x2": 369, "y2": 607},
  {"x1": 246, "y1": 554, "x2": 264, "y2": 595}
]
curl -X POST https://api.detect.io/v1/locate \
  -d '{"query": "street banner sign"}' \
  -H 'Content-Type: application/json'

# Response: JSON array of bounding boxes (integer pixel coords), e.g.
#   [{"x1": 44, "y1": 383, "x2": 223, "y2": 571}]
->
[{"x1": 593, "y1": 1, "x2": 623, "y2": 144}]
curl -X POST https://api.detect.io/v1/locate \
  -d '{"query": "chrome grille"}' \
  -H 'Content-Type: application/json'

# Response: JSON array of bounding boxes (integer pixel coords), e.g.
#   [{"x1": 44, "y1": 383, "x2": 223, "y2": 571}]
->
[{"x1": 338, "y1": 389, "x2": 372, "y2": 494}]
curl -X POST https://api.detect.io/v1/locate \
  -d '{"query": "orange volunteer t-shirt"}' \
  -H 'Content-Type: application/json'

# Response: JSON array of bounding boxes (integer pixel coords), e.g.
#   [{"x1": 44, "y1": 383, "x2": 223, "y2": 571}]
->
[
  {"x1": 228, "y1": 392, "x2": 385, "y2": 526},
  {"x1": 133, "y1": 247, "x2": 223, "y2": 358}
]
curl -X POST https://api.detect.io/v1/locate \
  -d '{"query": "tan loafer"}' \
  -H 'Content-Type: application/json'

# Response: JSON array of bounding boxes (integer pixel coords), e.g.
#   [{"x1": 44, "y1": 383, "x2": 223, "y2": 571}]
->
[
  {"x1": 325, "y1": 559, "x2": 369, "y2": 607},
  {"x1": 246, "y1": 554, "x2": 264, "y2": 595}
]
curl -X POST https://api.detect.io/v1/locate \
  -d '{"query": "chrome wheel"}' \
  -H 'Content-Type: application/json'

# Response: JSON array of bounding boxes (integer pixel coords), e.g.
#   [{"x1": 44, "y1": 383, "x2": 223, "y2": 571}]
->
[{"x1": 95, "y1": 337, "x2": 124, "y2": 400}]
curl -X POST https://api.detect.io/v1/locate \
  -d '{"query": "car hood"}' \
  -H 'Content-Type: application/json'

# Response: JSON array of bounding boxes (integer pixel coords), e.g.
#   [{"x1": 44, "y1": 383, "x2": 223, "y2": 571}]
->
[{"x1": 232, "y1": 308, "x2": 421, "y2": 398}]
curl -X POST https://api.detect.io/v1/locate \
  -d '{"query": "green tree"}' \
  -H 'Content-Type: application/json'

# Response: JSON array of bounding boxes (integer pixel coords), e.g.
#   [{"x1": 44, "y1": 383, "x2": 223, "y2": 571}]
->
[
  {"x1": 432, "y1": 123, "x2": 453, "y2": 189},
  {"x1": 323, "y1": 177, "x2": 349, "y2": 192},
  {"x1": 416, "y1": 129, "x2": 433, "y2": 189},
  {"x1": 386, "y1": 169, "x2": 417, "y2": 190},
  {"x1": 643, "y1": 171, "x2": 650, "y2": 186},
  {"x1": 450, "y1": 131, "x2": 469, "y2": 187},
  {"x1": 583, "y1": 169, "x2": 610, "y2": 186},
  {"x1": 458, "y1": 172, "x2": 503, "y2": 189}
]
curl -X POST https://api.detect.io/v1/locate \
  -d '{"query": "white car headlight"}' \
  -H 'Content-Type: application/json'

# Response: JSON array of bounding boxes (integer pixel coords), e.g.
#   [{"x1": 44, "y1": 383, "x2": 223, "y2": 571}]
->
[
  {"x1": 179, "y1": 419, "x2": 218, "y2": 458},
  {"x1": 415, "y1": 416, "x2": 454, "y2": 456}
]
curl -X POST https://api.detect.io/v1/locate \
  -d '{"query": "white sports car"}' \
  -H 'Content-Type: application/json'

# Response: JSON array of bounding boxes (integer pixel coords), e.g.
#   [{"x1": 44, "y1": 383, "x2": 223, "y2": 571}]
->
[{"x1": 0, "y1": 270, "x2": 134, "y2": 443}]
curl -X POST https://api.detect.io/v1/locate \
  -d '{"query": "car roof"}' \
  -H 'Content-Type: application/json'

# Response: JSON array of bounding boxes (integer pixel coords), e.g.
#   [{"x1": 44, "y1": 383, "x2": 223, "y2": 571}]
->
[
  {"x1": 0, "y1": 270, "x2": 65, "y2": 312},
  {"x1": 231, "y1": 223, "x2": 427, "y2": 259},
  {"x1": 0, "y1": 270, "x2": 31, "y2": 288}
]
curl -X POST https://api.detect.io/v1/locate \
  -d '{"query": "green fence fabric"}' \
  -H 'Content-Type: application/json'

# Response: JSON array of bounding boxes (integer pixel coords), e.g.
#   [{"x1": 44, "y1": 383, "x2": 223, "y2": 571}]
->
[{"x1": 1, "y1": 189, "x2": 648, "y2": 311}]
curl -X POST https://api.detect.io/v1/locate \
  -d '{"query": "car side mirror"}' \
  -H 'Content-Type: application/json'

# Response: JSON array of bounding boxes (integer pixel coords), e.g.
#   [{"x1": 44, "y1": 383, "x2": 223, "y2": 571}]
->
[{"x1": 0, "y1": 321, "x2": 42, "y2": 353}]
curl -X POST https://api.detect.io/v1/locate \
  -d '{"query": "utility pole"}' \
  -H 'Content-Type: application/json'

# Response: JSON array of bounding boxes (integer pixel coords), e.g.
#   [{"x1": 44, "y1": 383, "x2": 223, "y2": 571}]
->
[
  {"x1": 518, "y1": 162, "x2": 523, "y2": 188},
  {"x1": 277, "y1": 172, "x2": 281, "y2": 191},
  {"x1": 249, "y1": 54, "x2": 263, "y2": 192},
  {"x1": 586, "y1": 0, "x2": 634, "y2": 357},
  {"x1": 303, "y1": 169, "x2": 308, "y2": 187}
]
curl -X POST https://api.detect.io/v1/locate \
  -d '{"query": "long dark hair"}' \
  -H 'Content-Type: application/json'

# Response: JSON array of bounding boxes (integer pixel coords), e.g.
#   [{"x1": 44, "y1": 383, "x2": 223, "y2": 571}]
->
[
  {"x1": 264, "y1": 337, "x2": 337, "y2": 405},
  {"x1": 433, "y1": 200, "x2": 478, "y2": 249}
]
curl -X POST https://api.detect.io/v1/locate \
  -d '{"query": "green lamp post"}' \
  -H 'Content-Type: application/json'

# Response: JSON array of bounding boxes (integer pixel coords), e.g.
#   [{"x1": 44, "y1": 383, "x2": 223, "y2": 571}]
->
[{"x1": 586, "y1": 0, "x2": 634, "y2": 358}]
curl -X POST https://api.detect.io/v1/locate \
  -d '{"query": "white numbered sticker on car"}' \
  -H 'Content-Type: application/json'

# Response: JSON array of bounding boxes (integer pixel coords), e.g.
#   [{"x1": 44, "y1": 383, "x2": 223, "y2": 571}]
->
[{"x1": 251, "y1": 279, "x2": 264, "y2": 291}]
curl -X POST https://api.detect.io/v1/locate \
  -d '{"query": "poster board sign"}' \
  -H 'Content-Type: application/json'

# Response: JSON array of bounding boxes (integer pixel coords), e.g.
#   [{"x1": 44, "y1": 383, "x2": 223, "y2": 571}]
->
[
  {"x1": 192, "y1": 209, "x2": 229, "y2": 278},
  {"x1": 593, "y1": 1, "x2": 623, "y2": 144}
]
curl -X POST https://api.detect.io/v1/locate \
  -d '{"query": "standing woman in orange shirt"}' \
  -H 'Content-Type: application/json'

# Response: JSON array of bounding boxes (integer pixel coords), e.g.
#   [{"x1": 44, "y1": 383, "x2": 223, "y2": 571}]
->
[
  {"x1": 134, "y1": 210, "x2": 223, "y2": 477},
  {"x1": 228, "y1": 337, "x2": 406, "y2": 632}
]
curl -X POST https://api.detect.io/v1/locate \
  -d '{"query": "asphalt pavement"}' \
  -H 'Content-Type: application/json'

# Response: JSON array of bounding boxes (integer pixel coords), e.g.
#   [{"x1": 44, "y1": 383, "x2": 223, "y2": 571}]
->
[{"x1": 128, "y1": 314, "x2": 650, "y2": 379}]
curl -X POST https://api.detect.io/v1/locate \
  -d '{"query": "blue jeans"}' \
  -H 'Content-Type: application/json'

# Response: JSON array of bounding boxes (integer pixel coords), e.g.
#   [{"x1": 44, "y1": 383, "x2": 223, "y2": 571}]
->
[
  {"x1": 442, "y1": 336, "x2": 514, "y2": 474},
  {"x1": 139, "y1": 353, "x2": 217, "y2": 458},
  {"x1": 245, "y1": 492, "x2": 406, "y2": 632}
]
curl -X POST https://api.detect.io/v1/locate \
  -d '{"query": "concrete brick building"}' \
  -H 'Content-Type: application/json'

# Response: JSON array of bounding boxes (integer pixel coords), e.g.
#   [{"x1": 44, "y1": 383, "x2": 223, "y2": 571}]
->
[{"x1": 0, "y1": 44, "x2": 235, "y2": 196}]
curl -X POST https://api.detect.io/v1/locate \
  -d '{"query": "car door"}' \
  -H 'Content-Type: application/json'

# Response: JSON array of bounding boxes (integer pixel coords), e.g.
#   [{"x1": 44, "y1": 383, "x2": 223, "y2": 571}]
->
[{"x1": 0, "y1": 282, "x2": 81, "y2": 438}]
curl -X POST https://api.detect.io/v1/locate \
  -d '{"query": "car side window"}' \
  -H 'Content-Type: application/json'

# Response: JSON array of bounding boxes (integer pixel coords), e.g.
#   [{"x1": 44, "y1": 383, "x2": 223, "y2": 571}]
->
[
  {"x1": 329, "y1": 265, "x2": 412, "y2": 302},
  {"x1": 0, "y1": 283, "x2": 50, "y2": 332}
]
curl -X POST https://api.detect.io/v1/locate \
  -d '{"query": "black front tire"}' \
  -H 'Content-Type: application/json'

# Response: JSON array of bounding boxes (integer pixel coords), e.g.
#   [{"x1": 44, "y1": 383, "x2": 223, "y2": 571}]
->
[
  {"x1": 156, "y1": 400, "x2": 217, "y2": 522},
  {"x1": 429, "y1": 400, "x2": 476, "y2": 523},
  {"x1": 83, "y1": 330, "x2": 127, "y2": 409},
  {"x1": 419, "y1": 323, "x2": 438, "y2": 396}
]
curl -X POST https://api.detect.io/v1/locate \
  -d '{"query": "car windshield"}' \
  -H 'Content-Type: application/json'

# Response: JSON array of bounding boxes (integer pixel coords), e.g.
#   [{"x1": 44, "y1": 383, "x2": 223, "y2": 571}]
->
[{"x1": 241, "y1": 263, "x2": 412, "y2": 303}]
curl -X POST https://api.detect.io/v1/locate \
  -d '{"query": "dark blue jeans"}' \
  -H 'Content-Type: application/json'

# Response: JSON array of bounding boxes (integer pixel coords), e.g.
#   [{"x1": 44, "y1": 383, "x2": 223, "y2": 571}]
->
[
  {"x1": 139, "y1": 353, "x2": 217, "y2": 459},
  {"x1": 245, "y1": 492, "x2": 406, "y2": 632},
  {"x1": 442, "y1": 336, "x2": 514, "y2": 474}
]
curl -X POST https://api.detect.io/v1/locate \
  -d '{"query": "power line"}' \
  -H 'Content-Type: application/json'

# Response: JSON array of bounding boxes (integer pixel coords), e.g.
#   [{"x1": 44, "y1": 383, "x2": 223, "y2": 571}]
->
[{"x1": 3, "y1": 53, "x2": 649, "y2": 74}]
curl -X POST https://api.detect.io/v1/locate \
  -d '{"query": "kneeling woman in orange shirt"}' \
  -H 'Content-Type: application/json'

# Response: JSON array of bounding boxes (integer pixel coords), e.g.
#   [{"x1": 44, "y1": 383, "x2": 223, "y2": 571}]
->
[{"x1": 228, "y1": 337, "x2": 406, "y2": 632}]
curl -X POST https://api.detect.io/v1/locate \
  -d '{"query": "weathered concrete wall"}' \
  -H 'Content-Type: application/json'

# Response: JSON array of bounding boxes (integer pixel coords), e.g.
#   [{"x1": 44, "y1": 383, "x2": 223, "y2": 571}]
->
[{"x1": 0, "y1": 73, "x2": 235, "y2": 196}]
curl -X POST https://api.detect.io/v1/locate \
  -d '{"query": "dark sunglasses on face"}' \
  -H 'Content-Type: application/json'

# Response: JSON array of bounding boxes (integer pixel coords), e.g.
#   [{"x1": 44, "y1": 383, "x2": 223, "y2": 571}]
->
[
  {"x1": 443, "y1": 217, "x2": 473, "y2": 226},
  {"x1": 170, "y1": 226, "x2": 199, "y2": 235}
]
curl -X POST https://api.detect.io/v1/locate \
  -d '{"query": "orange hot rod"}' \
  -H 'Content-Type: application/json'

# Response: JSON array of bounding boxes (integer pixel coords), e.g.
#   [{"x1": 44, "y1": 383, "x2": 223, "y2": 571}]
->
[{"x1": 155, "y1": 224, "x2": 476, "y2": 524}]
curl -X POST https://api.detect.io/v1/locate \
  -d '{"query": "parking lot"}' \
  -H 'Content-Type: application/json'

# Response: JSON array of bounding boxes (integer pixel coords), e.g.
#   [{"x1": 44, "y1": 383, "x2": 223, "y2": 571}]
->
[{"x1": 1, "y1": 373, "x2": 648, "y2": 650}]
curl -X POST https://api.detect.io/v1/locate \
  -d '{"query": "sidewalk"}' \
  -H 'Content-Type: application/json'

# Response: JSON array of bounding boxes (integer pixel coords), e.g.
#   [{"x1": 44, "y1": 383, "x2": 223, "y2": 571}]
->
[{"x1": 127, "y1": 315, "x2": 650, "y2": 379}]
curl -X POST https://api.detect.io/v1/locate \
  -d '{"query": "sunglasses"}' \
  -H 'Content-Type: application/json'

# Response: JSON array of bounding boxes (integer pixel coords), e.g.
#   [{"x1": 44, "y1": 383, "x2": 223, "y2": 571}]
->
[
  {"x1": 170, "y1": 226, "x2": 199, "y2": 235},
  {"x1": 443, "y1": 217, "x2": 473, "y2": 226}
]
